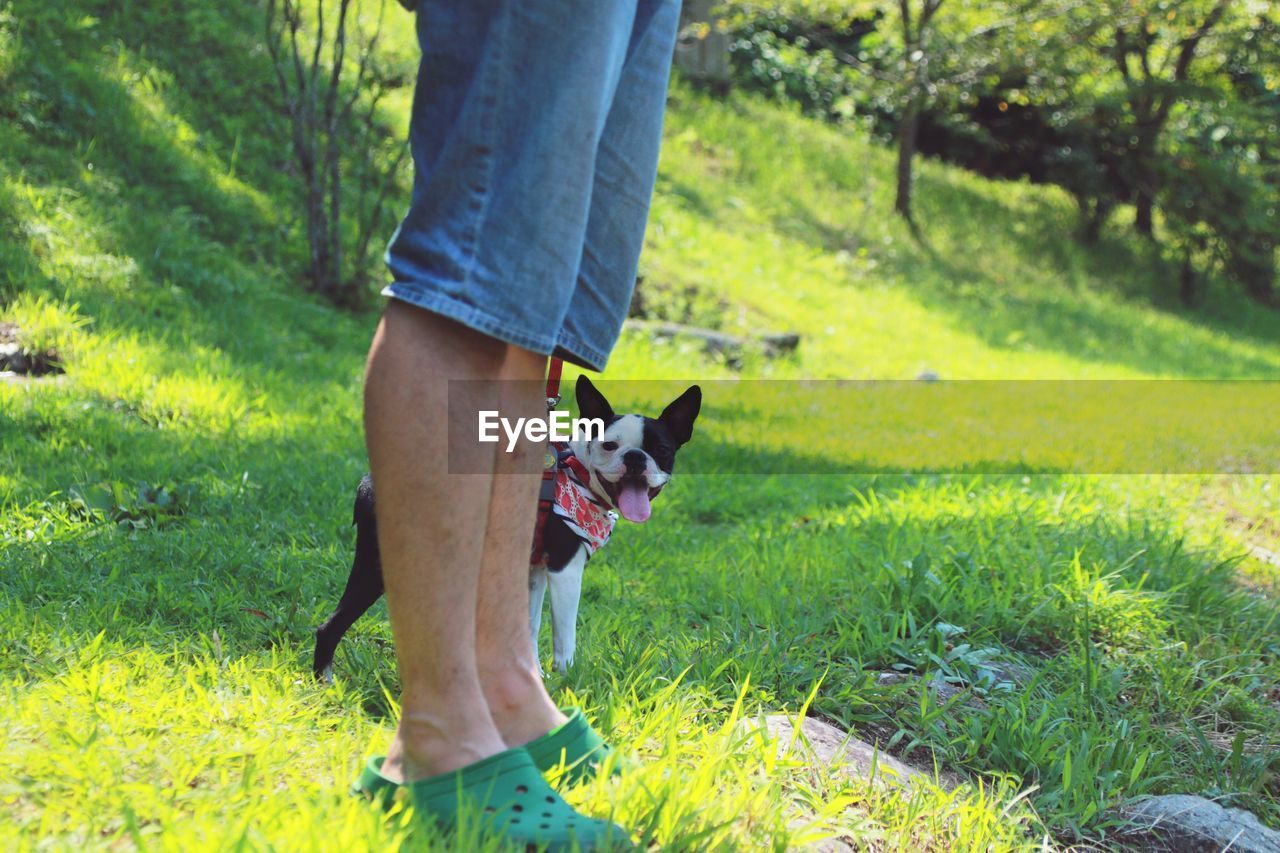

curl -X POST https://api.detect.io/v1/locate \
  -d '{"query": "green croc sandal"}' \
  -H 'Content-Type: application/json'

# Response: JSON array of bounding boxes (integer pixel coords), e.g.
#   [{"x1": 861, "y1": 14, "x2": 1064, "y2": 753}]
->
[
  {"x1": 353, "y1": 707, "x2": 621, "y2": 805},
  {"x1": 523, "y1": 707, "x2": 619, "y2": 788},
  {"x1": 409, "y1": 746, "x2": 631, "y2": 851},
  {"x1": 351, "y1": 756, "x2": 404, "y2": 809}
]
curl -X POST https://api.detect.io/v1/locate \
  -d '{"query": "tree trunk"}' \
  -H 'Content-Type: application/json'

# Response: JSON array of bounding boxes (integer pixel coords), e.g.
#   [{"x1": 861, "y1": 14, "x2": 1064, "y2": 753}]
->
[
  {"x1": 1245, "y1": 278, "x2": 1275, "y2": 305},
  {"x1": 895, "y1": 98, "x2": 920, "y2": 225},
  {"x1": 306, "y1": 181, "x2": 329, "y2": 294},
  {"x1": 1134, "y1": 186, "x2": 1155, "y2": 239},
  {"x1": 1130, "y1": 126, "x2": 1159, "y2": 241},
  {"x1": 1076, "y1": 195, "x2": 1112, "y2": 244},
  {"x1": 1179, "y1": 252, "x2": 1198, "y2": 307}
]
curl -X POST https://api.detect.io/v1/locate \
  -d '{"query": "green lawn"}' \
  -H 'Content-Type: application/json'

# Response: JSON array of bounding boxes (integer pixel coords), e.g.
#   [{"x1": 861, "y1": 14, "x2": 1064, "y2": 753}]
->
[{"x1": 2, "y1": 3, "x2": 1278, "y2": 849}]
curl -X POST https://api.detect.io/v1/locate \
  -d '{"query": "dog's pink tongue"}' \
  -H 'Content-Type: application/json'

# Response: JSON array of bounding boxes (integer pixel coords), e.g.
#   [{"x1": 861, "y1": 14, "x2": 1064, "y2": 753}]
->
[{"x1": 617, "y1": 483, "x2": 651, "y2": 523}]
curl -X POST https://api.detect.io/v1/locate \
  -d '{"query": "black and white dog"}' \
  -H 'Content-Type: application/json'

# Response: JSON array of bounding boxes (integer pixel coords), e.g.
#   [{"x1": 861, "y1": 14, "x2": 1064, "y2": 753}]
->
[{"x1": 314, "y1": 375, "x2": 700, "y2": 678}]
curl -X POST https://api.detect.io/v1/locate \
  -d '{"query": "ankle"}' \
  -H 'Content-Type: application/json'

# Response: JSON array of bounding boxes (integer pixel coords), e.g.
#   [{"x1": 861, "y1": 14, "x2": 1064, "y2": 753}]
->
[
  {"x1": 480, "y1": 664, "x2": 566, "y2": 747},
  {"x1": 383, "y1": 704, "x2": 507, "y2": 782}
]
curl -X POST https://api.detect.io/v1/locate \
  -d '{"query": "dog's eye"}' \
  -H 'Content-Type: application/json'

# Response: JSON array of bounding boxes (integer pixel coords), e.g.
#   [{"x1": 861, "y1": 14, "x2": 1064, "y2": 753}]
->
[{"x1": 601, "y1": 441, "x2": 619, "y2": 452}]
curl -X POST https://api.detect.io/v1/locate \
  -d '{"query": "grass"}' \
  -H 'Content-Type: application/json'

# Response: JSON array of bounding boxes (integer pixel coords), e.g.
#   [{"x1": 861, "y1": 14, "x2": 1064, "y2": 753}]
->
[
  {"x1": 2, "y1": 292, "x2": 90, "y2": 360},
  {"x1": 2, "y1": 1, "x2": 1279, "y2": 849}
]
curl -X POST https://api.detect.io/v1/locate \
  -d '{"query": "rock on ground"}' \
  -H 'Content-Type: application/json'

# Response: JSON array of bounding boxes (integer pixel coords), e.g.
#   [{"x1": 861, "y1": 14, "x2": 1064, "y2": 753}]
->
[
  {"x1": 875, "y1": 670, "x2": 987, "y2": 709},
  {"x1": 741, "y1": 714, "x2": 966, "y2": 852},
  {"x1": 1118, "y1": 794, "x2": 1280, "y2": 852},
  {"x1": 742, "y1": 714, "x2": 961, "y2": 793}
]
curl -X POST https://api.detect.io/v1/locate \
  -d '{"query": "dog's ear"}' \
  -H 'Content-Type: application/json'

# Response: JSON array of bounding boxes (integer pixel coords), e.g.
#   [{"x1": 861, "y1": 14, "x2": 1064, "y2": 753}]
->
[
  {"x1": 659, "y1": 385, "x2": 701, "y2": 447},
  {"x1": 575, "y1": 374, "x2": 614, "y2": 423}
]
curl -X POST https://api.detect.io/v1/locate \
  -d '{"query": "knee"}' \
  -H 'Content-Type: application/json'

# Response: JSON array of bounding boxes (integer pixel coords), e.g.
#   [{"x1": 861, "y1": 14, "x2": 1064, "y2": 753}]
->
[{"x1": 385, "y1": 300, "x2": 510, "y2": 362}]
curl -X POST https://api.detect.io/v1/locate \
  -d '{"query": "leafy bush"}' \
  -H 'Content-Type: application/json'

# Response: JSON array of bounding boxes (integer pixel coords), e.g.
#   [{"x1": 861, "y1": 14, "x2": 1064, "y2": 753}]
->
[
  {"x1": 1161, "y1": 100, "x2": 1279, "y2": 304},
  {"x1": 727, "y1": 13, "x2": 862, "y2": 121}
]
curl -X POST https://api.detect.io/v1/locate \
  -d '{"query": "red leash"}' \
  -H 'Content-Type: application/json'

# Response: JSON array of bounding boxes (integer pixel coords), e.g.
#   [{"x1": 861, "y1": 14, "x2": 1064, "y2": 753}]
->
[
  {"x1": 545, "y1": 357, "x2": 563, "y2": 411},
  {"x1": 531, "y1": 357, "x2": 564, "y2": 564}
]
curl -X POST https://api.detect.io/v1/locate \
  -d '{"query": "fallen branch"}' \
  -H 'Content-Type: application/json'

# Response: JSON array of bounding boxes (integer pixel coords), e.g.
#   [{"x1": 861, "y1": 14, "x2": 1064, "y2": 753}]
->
[{"x1": 624, "y1": 319, "x2": 800, "y2": 361}]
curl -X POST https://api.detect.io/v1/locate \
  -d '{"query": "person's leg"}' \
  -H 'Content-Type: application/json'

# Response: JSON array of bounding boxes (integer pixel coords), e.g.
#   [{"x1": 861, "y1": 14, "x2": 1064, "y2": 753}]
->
[
  {"x1": 363, "y1": 301, "x2": 509, "y2": 782},
  {"x1": 362, "y1": 0, "x2": 676, "y2": 788},
  {"x1": 474, "y1": 346, "x2": 568, "y2": 748},
  {"x1": 470, "y1": 1, "x2": 684, "y2": 738}
]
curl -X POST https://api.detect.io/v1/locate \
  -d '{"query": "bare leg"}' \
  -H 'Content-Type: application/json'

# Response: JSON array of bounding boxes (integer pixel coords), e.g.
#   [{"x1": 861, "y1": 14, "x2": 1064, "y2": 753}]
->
[
  {"x1": 475, "y1": 346, "x2": 568, "y2": 747},
  {"x1": 363, "y1": 302, "x2": 509, "y2": 782}
]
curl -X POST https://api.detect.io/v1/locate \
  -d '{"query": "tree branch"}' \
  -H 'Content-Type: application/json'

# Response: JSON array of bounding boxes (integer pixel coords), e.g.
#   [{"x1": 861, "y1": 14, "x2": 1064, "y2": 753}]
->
[
  {"x1": 1113, "y1": 26, "x2": 1132, "y2": 80},
  {"x1": 1153, "y1": 0, "x2": 1228, "y2": 127},
  {"x1": 264, "y1": 0, "x2": 292, "y2": 108},
  {"x1": 310, "y1": 0, "x2": 326, "y2": 93},
  {"x1": 1174, "y1": 0, "x2": 1228, "y2": 82},
  {"x1": 920, "y1": 0, "x2": 944, "y2": 33}
]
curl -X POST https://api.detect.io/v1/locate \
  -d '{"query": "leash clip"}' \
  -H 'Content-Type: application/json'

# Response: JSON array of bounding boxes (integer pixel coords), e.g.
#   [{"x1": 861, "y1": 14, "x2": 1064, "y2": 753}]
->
[{"x1": 546, "y1": 394, "x2": 561, "y2": 411}]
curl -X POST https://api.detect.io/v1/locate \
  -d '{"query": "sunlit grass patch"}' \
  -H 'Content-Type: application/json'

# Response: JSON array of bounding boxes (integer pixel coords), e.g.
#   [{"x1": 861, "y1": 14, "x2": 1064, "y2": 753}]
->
[
  {"x1": 0, "y1": 641, "x2": 411, "y2": 850},
  {"x1": 0, "y1": 638, "x2": 1043, "y2": 850},
  {"x1": 2, "y1": 292, "x2": 91, "y2": 361}
]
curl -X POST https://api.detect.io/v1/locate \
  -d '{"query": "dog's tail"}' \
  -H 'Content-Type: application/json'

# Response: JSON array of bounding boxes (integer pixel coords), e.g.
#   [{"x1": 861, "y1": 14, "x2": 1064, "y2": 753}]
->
[{"x1": 315, "y1": 475, "x2": 382, "y2": 681}]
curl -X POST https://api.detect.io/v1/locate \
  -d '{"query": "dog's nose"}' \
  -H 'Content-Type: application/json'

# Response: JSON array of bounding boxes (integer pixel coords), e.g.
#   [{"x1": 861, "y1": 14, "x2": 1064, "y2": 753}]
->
[{"x1": 623, "y1": 449, "x2": 647, "y2": 473}]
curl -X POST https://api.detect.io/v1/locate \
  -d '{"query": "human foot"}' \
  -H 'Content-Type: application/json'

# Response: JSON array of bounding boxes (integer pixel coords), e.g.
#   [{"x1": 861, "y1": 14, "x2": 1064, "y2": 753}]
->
[
  {"x1": 378, "y1": 703, "x2": 508, "y2": 784},
  {"x1": 354, "y1": 708, "x2": 622, "y2": 804}
]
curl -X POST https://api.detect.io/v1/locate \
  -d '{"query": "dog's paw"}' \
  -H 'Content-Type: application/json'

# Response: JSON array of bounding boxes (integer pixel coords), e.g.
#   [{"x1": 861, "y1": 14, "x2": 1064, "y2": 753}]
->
[{"x1": 553, "y1": 655, "x2": 574, "y2": 673}]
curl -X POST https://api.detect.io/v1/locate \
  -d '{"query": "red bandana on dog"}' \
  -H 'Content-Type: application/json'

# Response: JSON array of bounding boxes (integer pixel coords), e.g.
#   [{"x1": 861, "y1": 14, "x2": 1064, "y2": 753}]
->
[{"x1": 530, "y1": 443, "x2": 616, "y2": 566}]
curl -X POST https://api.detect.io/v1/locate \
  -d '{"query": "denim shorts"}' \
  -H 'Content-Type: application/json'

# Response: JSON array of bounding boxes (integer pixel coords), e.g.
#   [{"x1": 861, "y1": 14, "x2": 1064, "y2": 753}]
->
[{"x1": 383, "y1": 0, "x2": 682, "y2": 372}]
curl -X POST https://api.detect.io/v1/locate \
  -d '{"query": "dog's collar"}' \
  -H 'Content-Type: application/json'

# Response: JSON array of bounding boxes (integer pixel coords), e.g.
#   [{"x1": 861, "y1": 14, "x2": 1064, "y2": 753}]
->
[
  {"x1": 530, "y1": 442, "x2": 617, "y2": 564},
  {"x1": 553, "y1": 443, "x2": 611, "y2": 509}
]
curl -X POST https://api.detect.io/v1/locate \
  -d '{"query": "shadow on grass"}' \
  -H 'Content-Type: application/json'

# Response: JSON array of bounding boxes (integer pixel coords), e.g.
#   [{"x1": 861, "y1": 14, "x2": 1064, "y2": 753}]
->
[
  {"x1": 5, "y1": 396, "x2": 1273, "y2": 662},
  {"x1": 1, "y1": 0, "x2": 404, "y2": 371},
  {"x1": 904, "y1": 171, "x2": 1280, "y2": 376}
]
